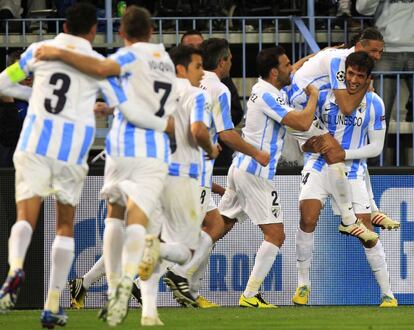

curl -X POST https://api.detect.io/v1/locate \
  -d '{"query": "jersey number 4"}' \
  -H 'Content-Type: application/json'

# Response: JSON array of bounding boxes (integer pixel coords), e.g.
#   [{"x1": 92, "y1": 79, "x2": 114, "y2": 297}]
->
[
  {"x1": 44, "y1": 73, "x2": 71, "y2": 114},
  {"x1": 154, "y1": 81, "x2": 171, "y2": 117}
]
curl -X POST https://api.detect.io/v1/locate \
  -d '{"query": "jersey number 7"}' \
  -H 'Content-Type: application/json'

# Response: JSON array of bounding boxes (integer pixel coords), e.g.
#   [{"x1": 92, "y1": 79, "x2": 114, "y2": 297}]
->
[{"x1": 154, "y1": 80, "x2": 171, "y2": 117}]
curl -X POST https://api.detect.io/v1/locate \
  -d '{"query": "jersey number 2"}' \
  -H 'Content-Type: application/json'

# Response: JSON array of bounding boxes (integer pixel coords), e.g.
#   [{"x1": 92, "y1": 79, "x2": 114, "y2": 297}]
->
[
  {"x1": 154, "y1": 81, "x2": 171, "y2": 117},
  {"x1": 44, "y1": 73, "x2": 71, "y2": 114}
]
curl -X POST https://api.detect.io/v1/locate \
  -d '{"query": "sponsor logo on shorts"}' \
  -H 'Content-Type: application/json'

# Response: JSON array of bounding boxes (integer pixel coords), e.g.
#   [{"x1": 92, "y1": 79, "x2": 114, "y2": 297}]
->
[{"x1": 271, "y1": 205, "x2": 280, "y2": 218}]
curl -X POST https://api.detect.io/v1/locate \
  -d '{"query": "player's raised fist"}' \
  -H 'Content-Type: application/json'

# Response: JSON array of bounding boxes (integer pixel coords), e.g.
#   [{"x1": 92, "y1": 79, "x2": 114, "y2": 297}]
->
[
  {"x1": 254, "y1": 150, "x2": 270, "y2": 167},
  {"x1": 208, "y1": 144, "x2": 221, "y2": 160},
  {"x1": 304, "y1": 84, "x2": 319, "y2": 97}
]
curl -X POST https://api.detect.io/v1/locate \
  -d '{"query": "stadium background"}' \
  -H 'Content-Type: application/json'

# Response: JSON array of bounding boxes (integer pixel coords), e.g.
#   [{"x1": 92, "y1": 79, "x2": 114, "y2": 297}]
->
[{"x1": 0, "y1": 0, "x2": 413, "y2": 312}]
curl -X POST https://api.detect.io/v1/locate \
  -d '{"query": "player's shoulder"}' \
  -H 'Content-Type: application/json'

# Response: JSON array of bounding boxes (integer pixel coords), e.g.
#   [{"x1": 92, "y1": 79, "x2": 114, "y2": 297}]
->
[
  {"x1": 253, "y1": 79, "x2": 283, "y2": 100},
  {"x1": 109, "y1": 46, "x2": 137, "y2": 63},
  {"x1": 23, "y1": 39, "x2": 50, "y2": 54},
  {"x1": 367, "y1": 91, "x2": 385, "y2": 109}
]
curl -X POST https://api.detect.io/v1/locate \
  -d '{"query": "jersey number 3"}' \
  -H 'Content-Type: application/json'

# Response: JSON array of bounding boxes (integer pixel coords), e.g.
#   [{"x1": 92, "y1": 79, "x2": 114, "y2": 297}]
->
[{"x1": 44, "y1": 73, "x2": 71, "y2": 114}]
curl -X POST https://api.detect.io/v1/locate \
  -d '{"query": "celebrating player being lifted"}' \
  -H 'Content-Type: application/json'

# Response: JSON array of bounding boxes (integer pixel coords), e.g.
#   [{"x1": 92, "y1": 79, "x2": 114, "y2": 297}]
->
[
  {"x1": 292, "y1": 51, "x2": 397, "y2": 308},
  {"x1": 286, "y1": 27, "x2": 399, "y2": 234}
]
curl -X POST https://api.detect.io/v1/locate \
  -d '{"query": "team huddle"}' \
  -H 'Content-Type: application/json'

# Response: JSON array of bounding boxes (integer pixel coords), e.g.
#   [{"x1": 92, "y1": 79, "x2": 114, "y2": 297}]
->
[{"x1": 0, "y1": 2, "x2": 401, "y2": 329}]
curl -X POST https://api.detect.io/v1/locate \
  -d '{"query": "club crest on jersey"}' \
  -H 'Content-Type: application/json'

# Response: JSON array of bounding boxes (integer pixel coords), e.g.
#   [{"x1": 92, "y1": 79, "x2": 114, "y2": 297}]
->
[
  {"x1": 271, "y1": 205, "x2": 280, "y2": 219},
  {"x1": 358, "y1": 101, "x2": 366, "y2": 113},
  {"x1": 336, "y1": 70, "x2": 345, "y2": 82},
  {"x1": 276, "y1": 96, "x2": 285, "y2": 105}
]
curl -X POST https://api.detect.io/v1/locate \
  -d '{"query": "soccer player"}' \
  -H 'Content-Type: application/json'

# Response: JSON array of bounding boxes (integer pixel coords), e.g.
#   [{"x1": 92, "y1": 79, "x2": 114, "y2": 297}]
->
[
  {"x1": 216, "y1": 46, "x2": 319, "y2": 307},
  {"x1": 0, "y1": 3, "x2": 171, "y2": 328},
  {"x1": 136, "y1": 44, "x2": 221, "y2": 325},
  {"x1": 287, "y1": 27, "x2": 399, "y2": 232},
  {"x1": 163, "y1": 38, "x2": 270, "y2": 308},
  {"x1": 35, "y1": 6, "x2": 177, "y2": 326},
  {"x1": 292, "y1": 51, "x2": 397, "y2": 308}
]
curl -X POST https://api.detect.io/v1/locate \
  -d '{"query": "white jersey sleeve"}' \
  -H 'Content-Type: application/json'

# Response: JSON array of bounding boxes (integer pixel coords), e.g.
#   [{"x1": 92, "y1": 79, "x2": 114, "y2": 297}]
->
[
  {"x1": 190, "y1": 90, "x2": 211, "y2": 127},
  {"x1": 368, "y1": 92, "x2": 386, "y2": 131},
  {"x1": 260, "y1": 91, "x2": 292, "y2": 123},
  {"x1": 212, "y1": 89, "x2": 234, "y2": 133},
  {"x1": 18, "y1": 43, "x2": 38, "y2": 75},
  {"x1": 109, "y1": 48, "x2": 137, "y2": 76},
  {"x1": 98, "y1": 76, "x2": 127, "y2": 108},
  {"x1": 329, "y1": 56, "x2": 346, "y2": 90}
]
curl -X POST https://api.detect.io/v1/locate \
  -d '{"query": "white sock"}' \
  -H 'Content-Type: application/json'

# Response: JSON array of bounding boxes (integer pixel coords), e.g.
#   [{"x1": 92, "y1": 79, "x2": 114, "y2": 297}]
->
[
  {"x1": 83, "y1": 255, "x2": 105, "y2": 289},
  {"x1": 243, "y1": 240, "x2": 279, "y2": 298},
  {"x1": 173, "y1": 231, "x2": 213, "y2": 279},
  {"x1": 160, "y1": 242, "x2": 191, "y2": 265},
  {"x1": 364, "y1": 170, "x2": 379, "y2": 212},
  {"x1": 103, "y1": 218, "x2": 124, "y2": 296},
  {"x1": 140, "y1": 263, "x2": 162, "y2": 318},
  {"x1": 8, "y1": 220, "x2": 33, "y2": 274},
  {"x1": 327, "y1": 163, "x2": 356, "y2": 226},
  {"x1": 122, "y1": 224, "x2": 146, "y2": 280},
  {"x1": 45, "y1": 235, "x2": 75, "y2": 313},
  {"x1": 364, "y1": 240, "x2": 394, "y2": 298},
  {"x1": 296, "y1": 228, "x2": 314, "y2": 287},
  {"x1": 189, "y1": 245, "x2": 212, "y2": 298}
]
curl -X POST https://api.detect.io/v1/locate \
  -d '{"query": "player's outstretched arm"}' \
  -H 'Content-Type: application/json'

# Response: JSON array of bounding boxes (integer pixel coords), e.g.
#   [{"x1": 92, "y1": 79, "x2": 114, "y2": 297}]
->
[
  {"x1": 282, "y1": 85, "x2": 319, "y2": 131},
  {"x1": 342, "y1": 129, "x2": 385, "y2": 161},
  {"x1": 35, "y1": 45, "x2": 120, "y2": 78},
  {"x1": 191, "y1": 121, "x2": 220, "y2": 159},
  {"x1": 118, "y1": 101, "x2": 173, "y2": 134},
  {"x1": 218, "y1": 129, "x2": 270, "y2": 166}
]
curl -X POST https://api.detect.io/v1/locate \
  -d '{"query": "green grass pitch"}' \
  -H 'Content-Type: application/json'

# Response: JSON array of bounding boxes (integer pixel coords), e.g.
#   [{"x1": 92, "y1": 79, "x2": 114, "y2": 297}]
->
[{"x1": 1, "y1": 307, "x2": 414, "y2": 329}]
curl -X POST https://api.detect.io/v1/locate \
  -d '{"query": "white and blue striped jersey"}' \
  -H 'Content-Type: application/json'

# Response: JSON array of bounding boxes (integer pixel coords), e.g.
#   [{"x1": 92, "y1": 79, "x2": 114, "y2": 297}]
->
[
  {"x1": 286, "y1": 47, "x2": 353, "y2": 109},
  {"x1": 234, "y1": 78, "x2": 292, "y2": 180},
  {"x1": 105, "y1": 42, "x2": 177, "y2": 163},
  {"x1": 15, "y1": 33, "x2": 125, "y2": 165},
  {"x1": 304, "y1": 90, "x2": 386, "y2": 178},
  {"x1": 199, "y1": 71, "x2": 234, "y2": 188},
  {"x1": 169, "y1": 78, "x2": 211, "y2": 180}
]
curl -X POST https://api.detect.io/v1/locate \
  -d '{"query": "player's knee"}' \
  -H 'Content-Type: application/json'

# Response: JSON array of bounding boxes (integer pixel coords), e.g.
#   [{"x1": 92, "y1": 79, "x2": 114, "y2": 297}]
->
[
  {"x1": 264, "y1": 231, "x2": 285, "y2": 247},
  {"x1": 262, "y1": 224, "x2": 285, "y2": 247},
  {"x1": 299, "y1": 216, "x2": 318, "y2": 232},
  {"x1": 56, "y1": 223, "x2": 74, "y2": 237}
]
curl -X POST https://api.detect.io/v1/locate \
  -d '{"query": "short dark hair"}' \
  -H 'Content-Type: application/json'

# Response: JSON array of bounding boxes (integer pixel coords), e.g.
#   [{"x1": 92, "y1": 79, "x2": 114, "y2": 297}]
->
[
  {"x1": 181, "y1": 29, "x2": 203, "y2": 44},
  {"x1": 169, "y1": 45, "x2": 203, "y2": 70},
  {"x1": 256, "y1": 46, "x2": 286, "y2": 79},
  {"x1": 349, "y1": 26, "x2": 383, "y2": 47},
  {"x1": 200, "y1": 38, "x2": 230, "y2": 71},
  {"x1": 121, "y1": 5, "x2": 152, "y2": 40},
  {"x1": 345, "y1": 51, "x2": 375, "y2": 76},
  {"x1": 65, "y1": 3, "x2": 97, "y2": 36}
]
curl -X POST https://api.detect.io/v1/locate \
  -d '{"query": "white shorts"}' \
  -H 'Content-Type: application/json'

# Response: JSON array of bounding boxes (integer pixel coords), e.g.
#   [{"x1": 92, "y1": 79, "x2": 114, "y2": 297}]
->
[
  {"x1": 100, "y1": 156, "x2": 168, "y2": 218},
  {"x1": 13, "y1": 151, "x2": 87, "y2": 206},
  {"x1": 199, "y1": 186, "x2": 217, "y2": 219},
  {"x1": 147, "y1": 205, "x2": 165, "y2": 237},
  {"x1": 161, "y1": 176, "x2": 202, "y2": 250},
  {"x1": 299, "y1": 168, "x2": 371, "y2": 214},
  {"x1": 218, "y1": 165, "x2": 283, "y2": 225}
]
